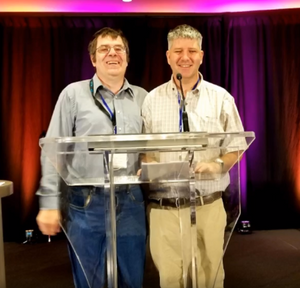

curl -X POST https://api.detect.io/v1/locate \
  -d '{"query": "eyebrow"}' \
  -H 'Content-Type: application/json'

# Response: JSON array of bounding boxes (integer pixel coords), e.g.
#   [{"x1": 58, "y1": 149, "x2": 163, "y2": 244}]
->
[
  {"x1": 99, "y1": 44, "x2": 124, "y2": 46},
  {"x1": 173, "y1": 47, "x2": 198, "y2": 50}
]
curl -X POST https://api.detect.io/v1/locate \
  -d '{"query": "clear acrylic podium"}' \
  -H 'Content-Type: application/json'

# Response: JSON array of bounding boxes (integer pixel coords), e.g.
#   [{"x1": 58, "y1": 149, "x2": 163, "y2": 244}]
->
[{"x1": 40, "y1": 131, "x2": 255, "y2": 288}]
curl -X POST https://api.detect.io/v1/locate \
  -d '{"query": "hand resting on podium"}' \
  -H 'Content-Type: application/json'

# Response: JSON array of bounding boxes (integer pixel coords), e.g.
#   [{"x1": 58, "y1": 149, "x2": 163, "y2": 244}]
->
[{"x1": 193, "y1": 151, "x2": 241, "y2": 179}]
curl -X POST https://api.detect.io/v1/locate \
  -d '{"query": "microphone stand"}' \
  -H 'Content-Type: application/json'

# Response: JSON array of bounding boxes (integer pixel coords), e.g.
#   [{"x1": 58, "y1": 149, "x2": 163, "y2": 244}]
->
[
  {"x1": 175, "y1": 73, "x2": 198, "y2": 288},
  {"x1": 176, "y1": 73, "x2": 190, "y2": 132}
]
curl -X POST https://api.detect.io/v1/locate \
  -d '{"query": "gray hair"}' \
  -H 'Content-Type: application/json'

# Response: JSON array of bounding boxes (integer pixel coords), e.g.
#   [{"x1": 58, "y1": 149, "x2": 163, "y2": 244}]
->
[{"x1": 167, "y1": 24, "x2": 203, "y2": 49}]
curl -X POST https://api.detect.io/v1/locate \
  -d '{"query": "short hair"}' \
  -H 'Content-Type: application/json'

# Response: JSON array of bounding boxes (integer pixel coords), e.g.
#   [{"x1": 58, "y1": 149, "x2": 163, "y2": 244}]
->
[
  {"x1": 167, "y1": 24, "x2": 203, "y2": 50},
  {"x1": 88, "y1": 27, "x2": 130, "y2": 62}
]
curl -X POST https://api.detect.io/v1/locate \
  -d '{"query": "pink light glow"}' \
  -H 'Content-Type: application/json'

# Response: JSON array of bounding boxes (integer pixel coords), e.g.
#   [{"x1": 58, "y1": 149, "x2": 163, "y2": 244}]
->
[{"x1": 1, "y1": 0, "x2": 300, "y2": 13}]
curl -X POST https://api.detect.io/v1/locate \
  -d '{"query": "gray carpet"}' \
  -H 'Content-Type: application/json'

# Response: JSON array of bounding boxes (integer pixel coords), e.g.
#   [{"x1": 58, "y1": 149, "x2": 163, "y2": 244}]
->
[
  {"x1": 224, "y1": 229, "x2": 300, "y2": 288},
  {"x1": 3, "y1": 229, "x2": 300, "y2": 288}
]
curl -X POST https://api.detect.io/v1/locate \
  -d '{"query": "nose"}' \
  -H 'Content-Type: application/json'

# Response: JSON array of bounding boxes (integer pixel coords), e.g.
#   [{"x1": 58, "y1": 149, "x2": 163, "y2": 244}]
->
[
  {"x1": 108, "y1": 47, "x2": 117, "y2": 56},
  {"x1": 181, "y1": 50, "x2": 190, "y2": 60}
]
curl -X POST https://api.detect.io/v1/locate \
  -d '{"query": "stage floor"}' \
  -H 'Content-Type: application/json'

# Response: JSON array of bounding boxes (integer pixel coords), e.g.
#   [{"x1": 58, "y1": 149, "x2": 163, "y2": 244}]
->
[{"x1": 4, "y1": 229, "x2": 300, "y2": 288}]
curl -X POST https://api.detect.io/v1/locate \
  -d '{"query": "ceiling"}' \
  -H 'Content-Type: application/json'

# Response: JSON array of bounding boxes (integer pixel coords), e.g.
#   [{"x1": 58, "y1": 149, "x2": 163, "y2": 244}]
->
[{"x1": 1, "y1": 0, "x2": 300, "y2": 13}]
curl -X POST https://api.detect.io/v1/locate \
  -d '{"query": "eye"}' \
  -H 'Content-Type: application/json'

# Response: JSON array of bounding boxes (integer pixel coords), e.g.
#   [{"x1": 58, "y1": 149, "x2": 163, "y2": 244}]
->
[
  {"x1": 113, "y1": 46, "x2": 125, "y2": 53},
  {"x1": 98, "y1": 46, "x2": 109, "y2": 53}
]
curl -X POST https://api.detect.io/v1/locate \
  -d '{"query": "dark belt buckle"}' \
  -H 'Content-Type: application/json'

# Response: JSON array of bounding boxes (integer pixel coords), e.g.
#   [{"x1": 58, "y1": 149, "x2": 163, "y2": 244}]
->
[{"x1": 175, "y1": 198, "x2": 180, "y2": 208}]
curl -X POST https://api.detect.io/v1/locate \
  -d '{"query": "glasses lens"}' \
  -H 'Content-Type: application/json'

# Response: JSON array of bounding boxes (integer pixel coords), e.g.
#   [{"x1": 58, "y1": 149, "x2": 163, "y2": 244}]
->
[
  {"x1": 97, "y1": 45, "x2": 125, "y2": 54},
  {"x1": 98, "y1": 46, "x2": 110, "y2": 54},
  {"x1": 113, "y1": 46, "x2": 125, "y2": 53}
]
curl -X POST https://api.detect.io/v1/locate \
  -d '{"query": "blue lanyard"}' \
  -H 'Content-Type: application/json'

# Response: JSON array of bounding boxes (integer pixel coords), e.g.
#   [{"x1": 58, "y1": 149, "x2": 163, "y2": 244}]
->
[
  {"x1": 89, "y1": 79, "x2": 117, "y2": 134},
  {"x1": 178, "y1": 76, "x2": 200, "y2": 132},
  {"x1": 178, "y1": 93, "x2": 183, "y2": 132}
]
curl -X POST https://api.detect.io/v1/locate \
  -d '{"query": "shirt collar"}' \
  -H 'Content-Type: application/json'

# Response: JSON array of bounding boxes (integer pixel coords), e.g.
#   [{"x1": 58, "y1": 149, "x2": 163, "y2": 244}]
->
[
  {"x1": 170, "y1": 72, "x2": 204, "y2": 93},
  {"x1": 195, "y1": 72, "x2": 203, "y2": 91},
  {"x1": 121, "y1": 78, "x2": 134, "y2": 98},
  {"x1": 92, "y1": 74, "x2": 134, "y2": 98}
]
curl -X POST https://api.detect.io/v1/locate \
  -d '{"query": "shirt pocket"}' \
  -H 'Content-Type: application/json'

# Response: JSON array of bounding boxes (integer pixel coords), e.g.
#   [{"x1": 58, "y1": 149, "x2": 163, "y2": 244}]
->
[
  {"x1": 124, "y1": 113, "x2": 143, "y2": 133},
  {"x1": 190, "y1": 112, "x2": 224, "y2": 133}
]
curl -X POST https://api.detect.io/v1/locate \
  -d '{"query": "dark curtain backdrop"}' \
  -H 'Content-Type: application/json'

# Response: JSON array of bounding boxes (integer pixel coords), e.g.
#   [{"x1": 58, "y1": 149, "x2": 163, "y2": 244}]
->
[{"x1": 1, "y1": 9, "x2": 300, "y2": 241}]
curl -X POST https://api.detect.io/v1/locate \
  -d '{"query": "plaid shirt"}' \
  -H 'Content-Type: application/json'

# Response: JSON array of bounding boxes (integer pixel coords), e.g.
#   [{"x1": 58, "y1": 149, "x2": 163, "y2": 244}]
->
[{"x1": 142, "y1": 74, "x2": 246, "y2": 197}]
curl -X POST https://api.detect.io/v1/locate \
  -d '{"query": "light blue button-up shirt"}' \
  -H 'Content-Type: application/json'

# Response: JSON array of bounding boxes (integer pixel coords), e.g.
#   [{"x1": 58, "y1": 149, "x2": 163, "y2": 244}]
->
[{"x1": 37, "y1": 74, "x2": 147, "y2": 209}]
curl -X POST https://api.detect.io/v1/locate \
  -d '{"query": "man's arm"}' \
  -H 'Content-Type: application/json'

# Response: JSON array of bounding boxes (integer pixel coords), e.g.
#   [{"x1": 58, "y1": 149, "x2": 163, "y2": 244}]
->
[
  {"x1": 194, "y1": 91, "x2": 246, "y2": 175},
  {"x1": 36, "y1": 88, "x2": 74, "y2": 235},
  {"x1": 194, "y1": 151, "x2": 242, "y2": 174}
]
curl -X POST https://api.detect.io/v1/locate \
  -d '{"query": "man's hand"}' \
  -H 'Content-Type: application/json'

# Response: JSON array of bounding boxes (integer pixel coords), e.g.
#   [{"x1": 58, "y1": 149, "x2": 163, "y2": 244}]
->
[
  {"x1": 137, "y1": 169, "x2": 142, "y2": 176},
  {"x1": 194, "y1": 162, "x2": 222, "y2": 174},
  {"x1": 36, "y1": 210, "x2": 61, "y2": 236},
  {"x1": 193, "y1": 152, "x2": 241, "y2": 175}
]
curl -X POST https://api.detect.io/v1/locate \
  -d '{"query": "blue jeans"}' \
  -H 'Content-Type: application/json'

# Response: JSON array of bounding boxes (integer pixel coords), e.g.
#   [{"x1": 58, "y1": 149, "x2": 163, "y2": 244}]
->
[{"x1": 65, "y1": 185, "x2": 146, "y2": 288}]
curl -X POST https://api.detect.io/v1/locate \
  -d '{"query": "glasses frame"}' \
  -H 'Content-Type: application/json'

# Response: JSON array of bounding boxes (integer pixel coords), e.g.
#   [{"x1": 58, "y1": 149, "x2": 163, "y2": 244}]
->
[{"x1": 96, "y1": 45, "x2": 126, "y2": 55}]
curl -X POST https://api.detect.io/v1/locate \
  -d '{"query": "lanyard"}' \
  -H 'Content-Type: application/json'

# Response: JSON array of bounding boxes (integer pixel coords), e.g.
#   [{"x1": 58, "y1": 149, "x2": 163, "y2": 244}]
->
[
  {"x1": 178, "y1": 93, "x2": 183, "y2": 132},
  {"x1": 178, "y1": 76, "x2": 200, "y2": 132},
  {"x1": 89, "y1": 79, "x2": 117, "y2": 134}
]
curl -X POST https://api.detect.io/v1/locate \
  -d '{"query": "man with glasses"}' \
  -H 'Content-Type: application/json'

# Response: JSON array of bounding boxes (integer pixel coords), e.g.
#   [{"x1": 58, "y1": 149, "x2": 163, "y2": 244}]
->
[
  {"x1": 36, "y1": 27, "x2": 147, "y2": 288},
  {"x1": 142, "y1": 24, "x2": 245, "y2": 288}
]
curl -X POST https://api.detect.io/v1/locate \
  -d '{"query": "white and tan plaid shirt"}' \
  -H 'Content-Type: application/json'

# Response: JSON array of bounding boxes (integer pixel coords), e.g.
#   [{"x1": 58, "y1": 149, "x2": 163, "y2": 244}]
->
[{"x1": 142, "y1": 74, "x2": 246, "y2": 197}]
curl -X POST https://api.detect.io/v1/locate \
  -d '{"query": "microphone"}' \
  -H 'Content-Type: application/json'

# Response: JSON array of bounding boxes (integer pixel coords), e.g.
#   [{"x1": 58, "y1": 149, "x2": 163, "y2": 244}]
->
[{"x1": 176, "y1": 73, "x2": 190, "y2": 132}]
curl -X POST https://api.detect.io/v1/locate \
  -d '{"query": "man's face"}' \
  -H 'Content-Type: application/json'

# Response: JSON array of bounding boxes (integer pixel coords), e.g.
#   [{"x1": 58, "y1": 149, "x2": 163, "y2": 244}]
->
[
  {"x1": 91, "y1": 35, "x2": 128, "y2": 78},
  {"x1": 166, "y1": 38, "x2": 204, "y2": 80}
]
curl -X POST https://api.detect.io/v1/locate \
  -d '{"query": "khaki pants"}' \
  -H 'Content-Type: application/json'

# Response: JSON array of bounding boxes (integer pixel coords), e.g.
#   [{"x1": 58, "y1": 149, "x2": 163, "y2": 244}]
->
[{"x1": 148, "y1": 198, "x2": 226, "y2": 288}]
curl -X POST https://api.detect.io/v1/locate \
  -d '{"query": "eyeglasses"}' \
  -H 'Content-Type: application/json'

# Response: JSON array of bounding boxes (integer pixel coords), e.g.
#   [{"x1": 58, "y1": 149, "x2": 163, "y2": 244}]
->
[{"x1": 96, "y1": 45, "x2": 126, "y2": 54}]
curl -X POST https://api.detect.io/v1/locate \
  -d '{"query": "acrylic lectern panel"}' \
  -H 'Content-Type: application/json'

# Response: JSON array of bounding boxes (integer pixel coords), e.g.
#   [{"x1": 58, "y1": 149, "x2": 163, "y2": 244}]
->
[{"x1": 40, "y1": 132, "x2": 255, "y2": 288}]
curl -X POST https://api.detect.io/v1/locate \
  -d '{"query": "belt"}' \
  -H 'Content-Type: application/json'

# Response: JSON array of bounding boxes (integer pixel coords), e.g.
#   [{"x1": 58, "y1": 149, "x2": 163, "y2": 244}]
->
[{"x1": 148, "y1": 191, "x2": 222, "y2": 208}]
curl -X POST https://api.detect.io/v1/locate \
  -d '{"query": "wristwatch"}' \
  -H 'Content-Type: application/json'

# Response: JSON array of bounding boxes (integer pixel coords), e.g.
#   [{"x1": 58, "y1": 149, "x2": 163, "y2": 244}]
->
[{"x1": 214, "y1": 158, "x2": 224, "y2": 172}]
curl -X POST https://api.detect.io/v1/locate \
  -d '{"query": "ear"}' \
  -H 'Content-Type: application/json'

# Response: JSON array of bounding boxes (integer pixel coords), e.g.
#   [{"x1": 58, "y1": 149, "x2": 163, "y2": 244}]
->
[
  {"x1": 200, "y1": 50, "x2": 204, "y2": 64},
  {"x1": 166, "y1": 50, "x2": 171, "y2": 66},
  {"x1": 90, "y1": 54, "x2": 96, "y2": 67}
]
